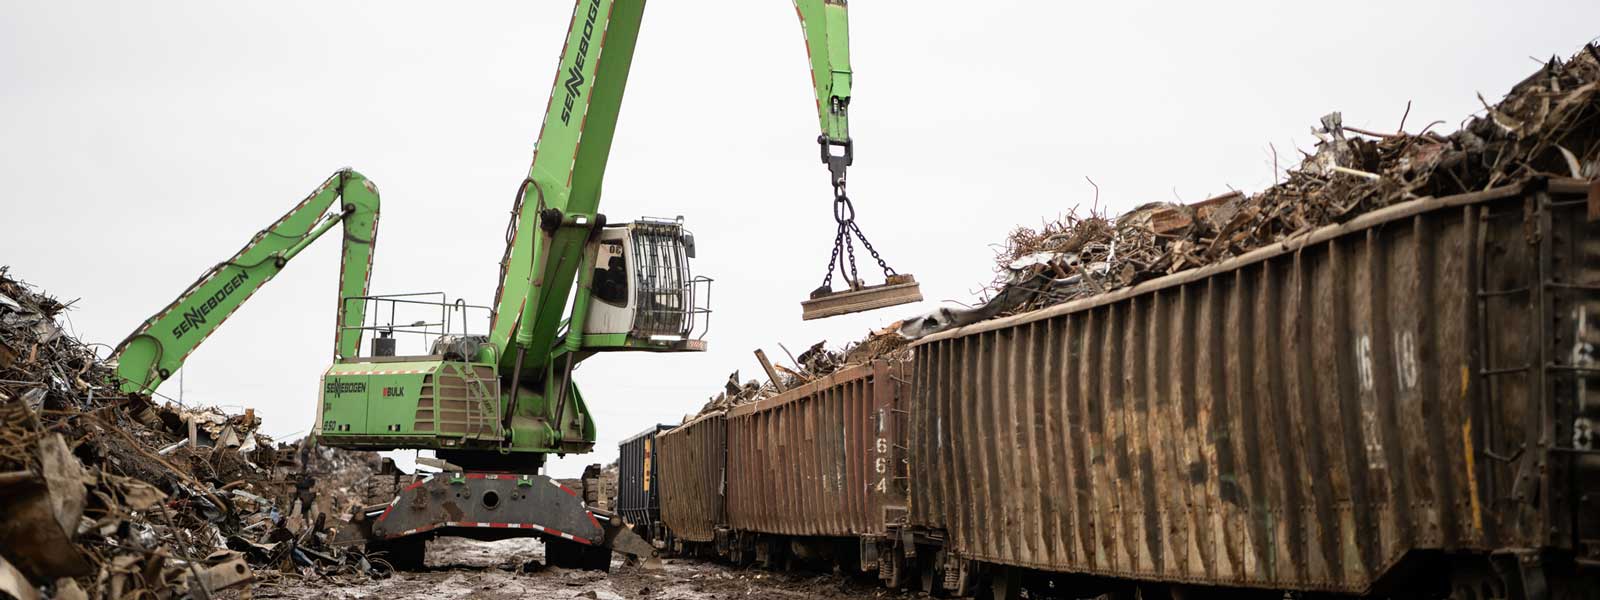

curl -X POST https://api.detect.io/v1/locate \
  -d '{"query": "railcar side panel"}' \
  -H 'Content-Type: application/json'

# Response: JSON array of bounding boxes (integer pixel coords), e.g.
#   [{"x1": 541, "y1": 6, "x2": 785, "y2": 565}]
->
[{"x1": 908, "y1": 180, "x2": 1598, "y2": 593}]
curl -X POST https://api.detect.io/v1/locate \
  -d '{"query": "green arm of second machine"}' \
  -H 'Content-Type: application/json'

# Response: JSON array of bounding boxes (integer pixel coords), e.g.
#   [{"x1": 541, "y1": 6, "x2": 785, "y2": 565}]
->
[{"x1": 111, "y1": 170, "x2": 381, "y2": 396}]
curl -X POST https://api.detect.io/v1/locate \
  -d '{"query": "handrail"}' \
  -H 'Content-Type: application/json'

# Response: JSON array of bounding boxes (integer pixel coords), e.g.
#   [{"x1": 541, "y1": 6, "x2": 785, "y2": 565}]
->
[{"x1": 338, "y1": 292, "x2": 494, "y2": 357}]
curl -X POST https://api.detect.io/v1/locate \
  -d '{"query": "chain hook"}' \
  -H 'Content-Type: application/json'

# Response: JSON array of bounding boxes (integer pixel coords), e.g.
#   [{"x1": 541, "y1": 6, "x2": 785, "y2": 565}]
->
[{"x1": 814, "y1": 148, "x2": 898, "y2": 290}]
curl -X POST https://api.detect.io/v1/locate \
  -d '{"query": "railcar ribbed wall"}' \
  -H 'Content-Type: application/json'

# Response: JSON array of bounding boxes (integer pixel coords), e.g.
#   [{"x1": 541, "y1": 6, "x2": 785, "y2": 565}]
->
[
  {"x1": 908, "y1": 179, "x2": 1598, "y2": 593},
  {"x1": 657, "y1": 412, "x2": 726, "y2": 543},
  {"x1": 725, "y1": 360, "x2": 907, "y2": 537}
]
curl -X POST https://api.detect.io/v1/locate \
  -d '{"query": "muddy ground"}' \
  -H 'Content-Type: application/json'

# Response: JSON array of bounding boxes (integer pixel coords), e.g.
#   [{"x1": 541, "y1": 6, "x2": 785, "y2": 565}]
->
[{"x1": 256, "y1": 538, "x2": 919, "y2": 600}]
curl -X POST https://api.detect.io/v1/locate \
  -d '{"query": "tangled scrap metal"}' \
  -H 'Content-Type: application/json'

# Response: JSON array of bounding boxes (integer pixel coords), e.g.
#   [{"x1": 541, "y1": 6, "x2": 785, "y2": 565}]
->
[
  {"x1": 0, "y1": 268, "x2": 402, "y2": 600},
  {"x1": 981, "y1": 44, "x2": 1599, "y2": 317}
]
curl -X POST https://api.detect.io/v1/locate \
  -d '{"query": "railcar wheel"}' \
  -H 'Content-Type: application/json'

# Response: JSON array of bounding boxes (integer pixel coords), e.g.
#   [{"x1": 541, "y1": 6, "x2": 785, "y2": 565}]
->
[
  {"x1": 755, "y1": 538, "x2": 774, "y2": 569},
  {"x1": 884, "y1": 545, "x2": 909, "y2": 589},
  {"x1": 918, "y1": 549, "x2": 947, "y2": 597},
  {"x1": 984, "y1": 566, "x2": 1020, "y2": 600},
  {"x1": 948, "y1": 558, "x2": 977, "y2": 597}
]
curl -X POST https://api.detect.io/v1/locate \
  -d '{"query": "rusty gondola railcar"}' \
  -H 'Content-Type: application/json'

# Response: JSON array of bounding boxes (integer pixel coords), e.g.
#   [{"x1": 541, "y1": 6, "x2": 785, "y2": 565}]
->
[
  {"x1": 656, "y1": 411, "x2": 726, "y2": 551},
  {"x1": 722, "y1": 359, "x2": 910, "y2": 567},
  {"x1": 907, "y1": 178, "x2": 1600, "y2": 597}
]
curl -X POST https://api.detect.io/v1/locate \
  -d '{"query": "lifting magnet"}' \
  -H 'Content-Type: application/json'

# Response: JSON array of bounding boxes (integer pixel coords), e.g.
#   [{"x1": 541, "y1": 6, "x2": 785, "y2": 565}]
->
[{"x1": 801, "y1": 274, "x2": 922, "y2": 320}]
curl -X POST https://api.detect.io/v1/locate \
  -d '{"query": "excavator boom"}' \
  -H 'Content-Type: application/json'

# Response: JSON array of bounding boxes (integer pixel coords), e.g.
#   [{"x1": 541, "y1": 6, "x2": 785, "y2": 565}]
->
[
  {"x1": 111, "y1": 170, "x2": 380, "y2": 395},
  {"x1": 492, "y1": 0, "x2": 648, "y2": 375},
  {"x1": 794, "y1": 0, "x2": 922, "y2": 320},
  {"x1": 797, "y1": 0, "x2": 853, "y2": 185}
]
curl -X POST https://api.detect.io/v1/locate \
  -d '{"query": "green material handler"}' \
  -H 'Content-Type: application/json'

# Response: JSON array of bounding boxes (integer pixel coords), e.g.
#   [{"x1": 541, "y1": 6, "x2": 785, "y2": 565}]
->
[{"x1": 108, "y1": 0, "x2": 913, "y2": 571}]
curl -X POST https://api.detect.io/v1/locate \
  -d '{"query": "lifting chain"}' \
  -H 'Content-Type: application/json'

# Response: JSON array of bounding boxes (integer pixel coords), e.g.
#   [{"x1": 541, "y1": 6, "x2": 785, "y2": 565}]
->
[{"x1": 819, "y1": 182, "x2": 897, "y2": 291}]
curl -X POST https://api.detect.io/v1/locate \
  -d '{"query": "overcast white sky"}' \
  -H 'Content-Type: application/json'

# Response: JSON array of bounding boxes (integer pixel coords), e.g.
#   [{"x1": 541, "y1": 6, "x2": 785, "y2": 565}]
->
[{"x1": 2, "y1": 2, "x2": 1596, "y2": 478}]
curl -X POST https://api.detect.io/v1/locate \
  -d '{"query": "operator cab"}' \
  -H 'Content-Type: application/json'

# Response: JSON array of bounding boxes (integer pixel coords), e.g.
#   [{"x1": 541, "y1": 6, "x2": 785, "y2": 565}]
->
[{"x1": 583, "y1": 217, "x2": 710, "y2": 348}]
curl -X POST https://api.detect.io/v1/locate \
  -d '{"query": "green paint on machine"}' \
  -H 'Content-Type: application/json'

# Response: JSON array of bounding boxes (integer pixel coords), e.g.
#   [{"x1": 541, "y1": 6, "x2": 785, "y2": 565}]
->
[
  {"x1": 90, "y1": 0, "x2": 902, "y2": 567},
  {"x1": 316, "y1": 360, "x2": 509, "y2": 449},
  {"x1": 102, "y1": 0, "x2": 883, "y2": 469}
]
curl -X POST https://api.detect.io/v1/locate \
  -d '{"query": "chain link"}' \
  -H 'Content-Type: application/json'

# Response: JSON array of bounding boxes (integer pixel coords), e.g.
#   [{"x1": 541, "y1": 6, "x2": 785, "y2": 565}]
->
[
  {"x1": 853, "y1": 223, "x2": 895, "y2": 277},
  {"x1": 821, "y1": 225, "x2": 841, "y2": 289},
  {"x1": 843, "y1": 228, "x2": 860, "y2": 286},
  {"x1": 818, "y1": 185, "x2": 897, "y2": 289}
]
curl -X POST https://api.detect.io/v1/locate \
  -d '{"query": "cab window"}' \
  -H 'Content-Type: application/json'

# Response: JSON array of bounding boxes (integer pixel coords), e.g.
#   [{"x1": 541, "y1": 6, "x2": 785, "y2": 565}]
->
[{"x1": 593, "y1": 240, "x2": 628, "y2": 306}]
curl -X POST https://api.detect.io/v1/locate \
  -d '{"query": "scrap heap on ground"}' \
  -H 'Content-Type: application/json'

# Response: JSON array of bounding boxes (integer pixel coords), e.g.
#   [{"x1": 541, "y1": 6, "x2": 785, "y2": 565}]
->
[{"x1": 0, "y1": 268, "x2": 400, "y2": 600}]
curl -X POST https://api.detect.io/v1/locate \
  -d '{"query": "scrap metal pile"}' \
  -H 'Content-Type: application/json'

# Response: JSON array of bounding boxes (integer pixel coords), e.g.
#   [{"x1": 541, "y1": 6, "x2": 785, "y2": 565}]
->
[
  {"x1": 691, "y1": 328, "x2": 910, "y2": 418},
  {"x1": 979, "y1": 44, "x2": 1599, "y2": 316},
  {"x1": 0, "y1": 268, "x2": 393, "y2": 600},
  {"x1": 690, "y1": 44, "x2": 1600, "y2": 417}
]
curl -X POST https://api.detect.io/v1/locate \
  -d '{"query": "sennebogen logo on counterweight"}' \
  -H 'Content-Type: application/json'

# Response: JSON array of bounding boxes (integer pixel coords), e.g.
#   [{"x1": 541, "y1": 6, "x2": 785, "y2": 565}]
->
[
  {"x1": 324, "y1": 380, "x2": 366, "y2": 396},
  {"x1": 559, "y1": 0, "x2": 602, "y2": 125}
]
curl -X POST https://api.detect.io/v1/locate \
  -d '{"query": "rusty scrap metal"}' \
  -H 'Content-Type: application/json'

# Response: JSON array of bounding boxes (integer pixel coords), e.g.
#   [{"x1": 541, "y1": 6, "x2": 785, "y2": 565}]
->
[
  {"x1": 0, "y1": 268, "x2": 393, "y2": 599},
  {"x1": 0, "y1": 555, "x2": 38, "y2": 600},
  {"x1": 753, "y1": 349, "x2": 787, "y2": 393},
  {"x1": 944, "y1": 44, "x2": 1600, "y2": 323},
  {"x1": 688, "y1": 329, "x2": 910, "y2": 421},
  {"x1": 0, "y1": 434, "x2": 92, "y2": 583},
  {"x1": 190, "y1": 551, "x2": 255, "y2": 595}
]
